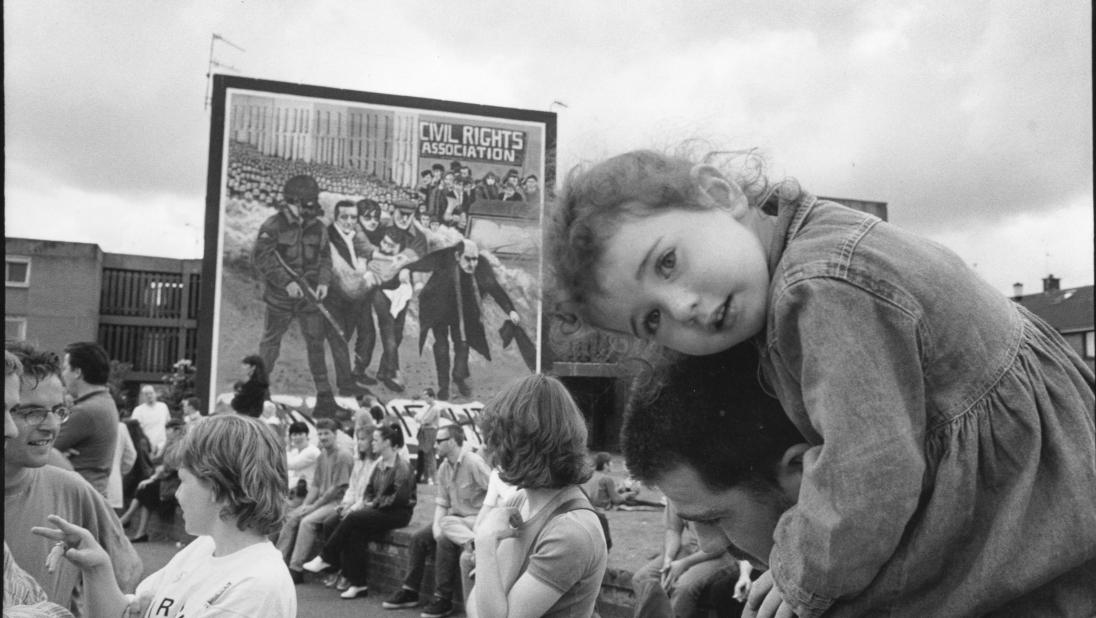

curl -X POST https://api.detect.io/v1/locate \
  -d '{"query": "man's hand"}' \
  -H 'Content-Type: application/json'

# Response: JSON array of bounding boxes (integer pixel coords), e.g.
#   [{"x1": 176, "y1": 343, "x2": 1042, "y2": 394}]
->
[
  {"x1": 744, "y1": 570, "x2": 796, "y2": 618},
  {"x1": 734, "y1": 573, "x2": 752, "y2": 603},
  {"x1": 507, "y1": 310, "x2": 520, "y2": 325},
  {"x1": 660, "y1": 558, "x2": 689, "y2": 594},
  {"x1": 286, "y1": 281, "x2": 304, "y2": 298},
  {"x1": 315, "y1": 284, "x2": 328, "y2": 301},
  {"x1": 62, "y1": 448, "x2": 80, "y2": 459}
]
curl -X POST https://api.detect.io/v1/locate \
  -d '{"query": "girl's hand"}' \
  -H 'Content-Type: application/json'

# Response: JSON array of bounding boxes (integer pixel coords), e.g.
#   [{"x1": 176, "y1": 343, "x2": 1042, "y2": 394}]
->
[
  {"x1": 123, "y1": 592, "x2": 154, "y2": 617},
  {"x1": 744, "y1": 571, "x2": 796, "y2": 618},
  {"x1": 31, "y1": 514, "x2": 112, "y2": 572},
  {"x1": 734, "y1": 574, "x2": 752, "y2": 603}
]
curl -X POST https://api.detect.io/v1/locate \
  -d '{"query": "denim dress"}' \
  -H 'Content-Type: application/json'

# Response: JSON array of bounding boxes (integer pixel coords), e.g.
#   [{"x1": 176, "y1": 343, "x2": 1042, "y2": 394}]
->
[{"x1": 758, "y1": 195, "x2": 1096, "y2": 617}]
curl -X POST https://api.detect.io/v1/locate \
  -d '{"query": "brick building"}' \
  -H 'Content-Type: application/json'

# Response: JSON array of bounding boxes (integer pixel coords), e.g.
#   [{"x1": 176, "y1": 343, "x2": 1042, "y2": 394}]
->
[{"x1": 6, "y1": 237, "x2": 201, "y2": 396}]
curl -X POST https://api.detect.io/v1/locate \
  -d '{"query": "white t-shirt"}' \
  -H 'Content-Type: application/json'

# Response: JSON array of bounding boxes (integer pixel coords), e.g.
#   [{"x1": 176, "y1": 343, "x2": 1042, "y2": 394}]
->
[
  {"x1": 286, "y1": 444, "x2": 320, "y2": 490},
  {"x1": 106, "y1": 422, "x2": 137, "y2": 509},
  {"x1": 134, "y1": 535, "x2": 296, "y2": 617},
  {"x1": 132, "y1": 401, "x2": 170, "y2": 451}
]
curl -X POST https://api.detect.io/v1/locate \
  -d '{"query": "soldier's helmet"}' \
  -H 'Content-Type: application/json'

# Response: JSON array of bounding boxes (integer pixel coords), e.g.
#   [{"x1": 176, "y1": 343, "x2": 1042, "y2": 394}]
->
[{"x1": 282, "y1": 175, "x2": 320, "y2": 204}]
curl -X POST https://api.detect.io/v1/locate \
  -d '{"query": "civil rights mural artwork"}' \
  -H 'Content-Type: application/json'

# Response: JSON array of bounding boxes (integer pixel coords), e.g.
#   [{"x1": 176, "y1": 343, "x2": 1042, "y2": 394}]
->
[{"x1": 198, "y1": 75, "x2": 553, "y2": 416}]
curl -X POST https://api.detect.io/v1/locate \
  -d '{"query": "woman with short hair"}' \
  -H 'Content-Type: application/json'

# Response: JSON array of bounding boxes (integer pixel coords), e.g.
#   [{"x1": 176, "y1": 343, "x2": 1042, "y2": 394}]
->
[
  {"x1": 33, "y1": 414, "x2": 297, "y2": 616},
  {"x1": 468, "y1": 374, "x2": 609, "y2": 618}
]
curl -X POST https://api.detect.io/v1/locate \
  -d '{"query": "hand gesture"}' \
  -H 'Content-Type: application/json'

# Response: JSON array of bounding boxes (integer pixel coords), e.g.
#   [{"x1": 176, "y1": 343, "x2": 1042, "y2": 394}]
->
[
  {"x1": 315, "y1": 284, "x2": 328, "y2": 301},
  {"x1": 660, "y1": 559, "x2": 689, "y2": 594},
  {"x1": 285, "y1": 281, "x2": 304, "y2": 298},
  {"x1": 744, "y1": 570, "x2": 796, "y2": 618},
  {"x1": 31, "y1": 514, "x2": 111, "y2": 572}
]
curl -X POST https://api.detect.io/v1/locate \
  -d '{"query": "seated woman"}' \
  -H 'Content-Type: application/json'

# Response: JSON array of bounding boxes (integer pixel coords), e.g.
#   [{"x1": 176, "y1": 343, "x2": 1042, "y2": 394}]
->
[
  {"x1": 468, "y1": 374, "x2": 609, "y2": 618},
  {"x1": 33, "y1": 414, "x2": 297, "y2": 616},
  {"x1": 301, "y1": 422, "x2": 416, "y2": 599},
  {"x1": 121, "y1": 418, "x2": 187, "y2": 542},
  {"x1": 313, "y1": 416, "x2": 379, "y2": 590},
  {"x1": 230, "y1": 354, "x2": 270, "y2": 417}
]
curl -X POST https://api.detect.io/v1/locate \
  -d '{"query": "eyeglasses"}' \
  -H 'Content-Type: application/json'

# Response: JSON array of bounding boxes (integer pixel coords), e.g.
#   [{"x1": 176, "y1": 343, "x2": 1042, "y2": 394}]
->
[
  {"x1": 11, "y1": 404, "x2": 70, "y2": 426},
  {"x1": 435, "y1": 437, "x2": 451, "y2": 443}
]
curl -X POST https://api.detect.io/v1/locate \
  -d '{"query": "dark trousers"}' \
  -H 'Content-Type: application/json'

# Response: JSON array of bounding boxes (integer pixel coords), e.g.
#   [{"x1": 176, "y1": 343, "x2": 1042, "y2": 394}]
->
[
  {"x1": 324, "y1": 291, "x2": 377, "y2": 390},
  {"x1": 430, "y1": 322, "x2": 470, "y2": 394},
  {"x1": 402, "y1": 524, "x2": 461, "y2": 601},
  {"x1": 319, "y1": 507, "x2": 412, "y2": 587},
  {"x1": 373, "y1": 292, "x2": 408, "y2": 380},
  {"x1": 259, "y1": 293, "x2": 331, "y2": 394}
]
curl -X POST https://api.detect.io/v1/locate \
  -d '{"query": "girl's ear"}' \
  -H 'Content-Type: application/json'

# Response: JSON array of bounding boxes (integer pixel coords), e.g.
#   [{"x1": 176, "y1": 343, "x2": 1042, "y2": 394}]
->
[{"x1": 690, "y1": 164, "x2": 749, "y2": 218}]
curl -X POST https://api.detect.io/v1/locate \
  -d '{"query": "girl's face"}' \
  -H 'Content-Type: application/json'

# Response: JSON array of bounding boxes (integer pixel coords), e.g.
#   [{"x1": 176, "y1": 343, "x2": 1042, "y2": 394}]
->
[
  {"x1": 587, "y1": 204, "x2": 770, "y2": 355},
  {"x1": 240, "y1": 363, "x2": 254, "y2": 381},
  {"x1": 177, "y1": 468, "x2": 220, "y2": 536},
  {"x1": 356, "y1": 429, "x2": 372, "y2": 454}
]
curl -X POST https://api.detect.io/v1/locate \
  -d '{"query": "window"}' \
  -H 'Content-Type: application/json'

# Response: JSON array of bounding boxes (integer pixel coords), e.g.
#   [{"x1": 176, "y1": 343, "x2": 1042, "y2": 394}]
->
[
  {"x1": 6, "y1": 257, "x2": 30, "y2": 287},
  {"x1": 5, "y1": 317, "x2": 27, "y2": 341},
  {"x1": 1085, "y1": 331, "x2": 1095, "y2": 360}
]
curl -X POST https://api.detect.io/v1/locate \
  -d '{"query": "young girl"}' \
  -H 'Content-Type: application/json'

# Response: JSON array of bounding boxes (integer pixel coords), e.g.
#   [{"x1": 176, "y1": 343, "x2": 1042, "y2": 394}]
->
[{"x1": 548, "y1": 148, "x2": 1096, "y2": 617}]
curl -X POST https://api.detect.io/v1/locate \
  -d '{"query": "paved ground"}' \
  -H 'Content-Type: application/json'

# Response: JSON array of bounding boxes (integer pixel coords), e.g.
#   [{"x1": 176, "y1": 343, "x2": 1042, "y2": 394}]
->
[{"x1": 133, "y1": 539, "x2": 465, "y2": 618}]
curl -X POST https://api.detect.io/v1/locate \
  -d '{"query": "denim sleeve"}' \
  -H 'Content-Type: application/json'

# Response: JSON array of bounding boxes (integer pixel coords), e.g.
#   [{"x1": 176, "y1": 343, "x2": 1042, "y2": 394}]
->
[{"x1": 767, "y1": 277, "x2": 927, "y2": 617}]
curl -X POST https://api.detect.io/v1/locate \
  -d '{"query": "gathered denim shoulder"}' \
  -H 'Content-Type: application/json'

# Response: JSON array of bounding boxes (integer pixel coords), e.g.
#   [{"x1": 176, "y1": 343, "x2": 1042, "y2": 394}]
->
[{"x1": 758, "y1": 196, "x2": 1096, "y2": 617}]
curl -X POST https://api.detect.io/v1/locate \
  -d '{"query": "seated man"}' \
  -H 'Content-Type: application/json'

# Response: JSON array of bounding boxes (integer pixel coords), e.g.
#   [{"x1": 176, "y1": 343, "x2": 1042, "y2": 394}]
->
[
  {"x1": 4, "y1": 342, "x2": 141, "y2": 615},
  {"x1": 631, "y1": 499, "x2": 752, "y2": 618},
  {"x1": 276, "y1": 418, "x2": 354, "y2": 583},
  {"x1": 383, "y1": 424, "x2": 490, "y2": 618}
]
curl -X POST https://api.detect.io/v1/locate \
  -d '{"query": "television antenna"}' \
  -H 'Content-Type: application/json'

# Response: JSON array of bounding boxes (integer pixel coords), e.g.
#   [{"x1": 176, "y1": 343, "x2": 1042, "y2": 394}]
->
[{"x1": 204, "y1": 33, "x2": 246, "y2": 110}]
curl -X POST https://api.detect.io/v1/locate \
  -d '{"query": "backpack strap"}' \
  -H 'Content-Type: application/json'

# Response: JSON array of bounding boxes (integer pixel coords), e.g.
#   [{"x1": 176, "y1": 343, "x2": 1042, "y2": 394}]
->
[{"x1": 518, "y1": 495, "x2": 597, "y2": 573}]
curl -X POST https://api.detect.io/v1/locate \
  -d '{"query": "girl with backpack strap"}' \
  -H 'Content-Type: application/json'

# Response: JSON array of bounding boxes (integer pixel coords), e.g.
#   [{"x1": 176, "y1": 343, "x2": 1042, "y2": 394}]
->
[{"x1": 468, "y1": 375, "x2": 609, "y2": 618}]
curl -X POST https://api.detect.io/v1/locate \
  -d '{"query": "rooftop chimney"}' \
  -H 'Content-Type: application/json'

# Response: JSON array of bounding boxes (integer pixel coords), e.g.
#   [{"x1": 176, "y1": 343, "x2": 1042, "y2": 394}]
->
[
  {"x1": 1042, "y1": 274, "x2": 1060, "y2": 292},
  {"x1": 1012, "y1": 282, "x2": 1024, "y2": 299}
]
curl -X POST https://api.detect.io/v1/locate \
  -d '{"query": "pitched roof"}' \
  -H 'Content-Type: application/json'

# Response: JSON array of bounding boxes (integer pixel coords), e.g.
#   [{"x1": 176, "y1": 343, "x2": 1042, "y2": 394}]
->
[{"x1": 1015, "y1": 285, "x2": 1094, "y2": 333}]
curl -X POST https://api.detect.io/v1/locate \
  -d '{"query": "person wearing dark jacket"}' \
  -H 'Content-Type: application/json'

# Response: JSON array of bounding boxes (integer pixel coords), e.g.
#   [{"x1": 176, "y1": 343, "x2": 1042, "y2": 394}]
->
[
  {"x1": 230, "y1": 355, "x2": 270, "y2": 417},
  {"x1": 416, "y1": 240, "x2": 520, "y2": 400}
]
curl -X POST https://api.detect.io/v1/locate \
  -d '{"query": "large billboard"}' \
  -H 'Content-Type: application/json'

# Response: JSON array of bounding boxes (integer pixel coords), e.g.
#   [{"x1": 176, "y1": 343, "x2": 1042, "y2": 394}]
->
[{"x1": 199, "y1": 75, "x2": 553, "y2": 416}]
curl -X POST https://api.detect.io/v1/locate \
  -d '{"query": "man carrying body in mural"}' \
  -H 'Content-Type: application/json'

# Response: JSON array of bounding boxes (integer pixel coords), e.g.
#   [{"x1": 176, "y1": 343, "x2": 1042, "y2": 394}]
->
[
  {"x1": 253, "y1": 174, "x2": 340, "y2": 416},
  {"x1": 371, "y1": 199, "x2": 430, "y2": 394},
  {"x1": 324, "y1": 199, "x2": 379, "y2": 397},
  {"x1": 415, "y1": 239, "x2": 520, "y2": 401}
]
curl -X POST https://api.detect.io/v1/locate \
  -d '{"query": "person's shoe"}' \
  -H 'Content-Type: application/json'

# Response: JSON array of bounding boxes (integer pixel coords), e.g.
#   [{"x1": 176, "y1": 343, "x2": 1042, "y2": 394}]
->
[
  {"x1": 382, "y1": 588, "x2": 420, "y2": 609},
  {"x1": 129, "y1": 534, "x2": 149, "y2": 543},
  {"x1": 340, "y1": 585, "x2": 368, "y2": 599},
  {"x1": 352, "y1": 371, "x2": 378, "y2": 386},
  {"x1": 436, "y1": 387, "x2": 450, "y2": 401},
  {"x1": 381, "y1": 375, "x2": 405, "y2": 393},
  {"x1": 420, "y1": 597, "x2": 454, "y2": 618},
  {"x1": 289, "y1": 569, "x2": 304, "y2": 585},
  {"x1": 454, "y1": 378, "x2": 472, "y2": 397},
  {"x1": 302, "y1": 556, "x2": 332, "y2": 573}
]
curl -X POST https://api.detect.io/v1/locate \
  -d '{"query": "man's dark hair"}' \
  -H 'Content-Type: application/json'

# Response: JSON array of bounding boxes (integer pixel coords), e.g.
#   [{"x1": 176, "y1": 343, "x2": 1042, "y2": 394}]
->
[
  {"x1": 431, "y1": 163, "x2": 445, "y2": 172},
  {"x1": 184, "y1": 396, "x2": 202, "y2": 413},
  {"x1": 623, "y1": 344, "x2": 802, "y2": 493},
  {"x1": 334, "y1": 199, "x2": 357, "y2": 216},
  {"x1": 63, "y1": 341, "x2": 110, "y2": 385},
  {"x1": 315, "y1": 418, "x2": 339, "y2": 433},
  {"x1": 440, "y1": 422, "x2": 465, "y2": 446},
  {"x1": 288, "y1": 421, "x2": 309, "y2": 436},
  {"x1": 420, "y1": 170, "x2": 433, "y2": 179},
  {"x1": 7, "y1": 342, "x2": 62, "y2": 388}
]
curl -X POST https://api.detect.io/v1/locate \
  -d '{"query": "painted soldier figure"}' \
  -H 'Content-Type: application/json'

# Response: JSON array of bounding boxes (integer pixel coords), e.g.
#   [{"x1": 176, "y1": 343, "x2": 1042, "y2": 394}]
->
[
  {"x1": 253, "y1": 174, "x2": 338, "y2": 410},
  {"x1": 416, "y1": 239, "x2": 520, "y2": 400}
]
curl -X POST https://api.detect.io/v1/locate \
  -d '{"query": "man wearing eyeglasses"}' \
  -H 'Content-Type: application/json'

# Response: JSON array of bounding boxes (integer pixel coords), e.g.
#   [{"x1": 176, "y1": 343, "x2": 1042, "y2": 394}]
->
[
  {"x1": 253, "y1": 174, "x2": 336, "y2": 408},
  {"x1": 325, "y1": 199, "x2": 381, "y2": 397},
  {"x1": 54, "y1": 341, "x2": 118, "y2": 497},
  {"x1": 4, "y1": 342, "x2": 141, "y2": 615}
]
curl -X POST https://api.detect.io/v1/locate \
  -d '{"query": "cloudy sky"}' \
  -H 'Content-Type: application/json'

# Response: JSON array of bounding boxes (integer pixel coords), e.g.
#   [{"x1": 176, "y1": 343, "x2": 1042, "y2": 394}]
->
[{"x1": 5, "y1": 0, "x2": 1091, "y2": 296}]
